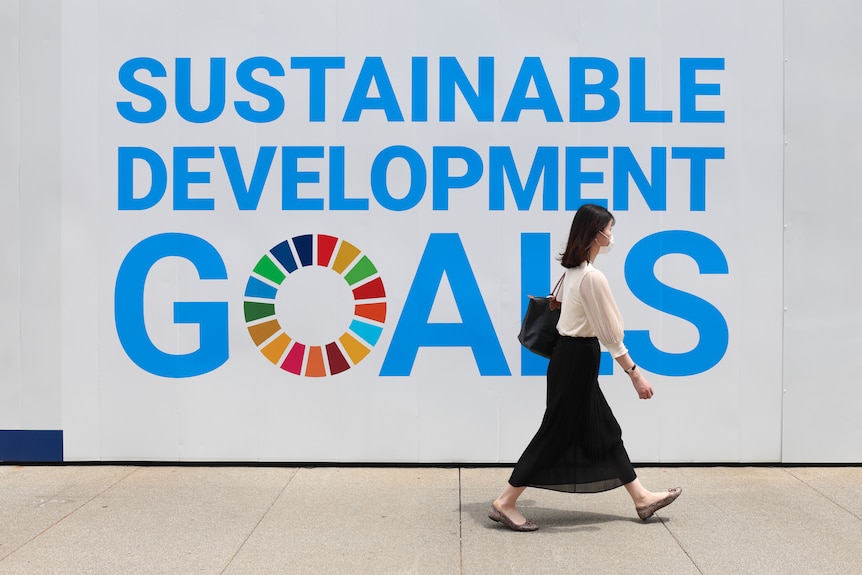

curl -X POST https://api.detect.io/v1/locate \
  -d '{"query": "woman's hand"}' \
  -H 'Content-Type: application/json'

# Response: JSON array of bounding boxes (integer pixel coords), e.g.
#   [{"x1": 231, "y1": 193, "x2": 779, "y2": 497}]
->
[
  {"x1": 614, "y1": 354, "x2": 653, "y2": 399},
  {"x1": 631, "y1": 371, "x2": 654, "y2": 400}
]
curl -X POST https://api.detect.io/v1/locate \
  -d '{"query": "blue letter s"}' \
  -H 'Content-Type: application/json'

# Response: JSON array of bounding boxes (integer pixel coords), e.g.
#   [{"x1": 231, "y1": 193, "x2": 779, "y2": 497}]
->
[{"x1": 624, "y1": 231, "x2": 728, "y2": 376}]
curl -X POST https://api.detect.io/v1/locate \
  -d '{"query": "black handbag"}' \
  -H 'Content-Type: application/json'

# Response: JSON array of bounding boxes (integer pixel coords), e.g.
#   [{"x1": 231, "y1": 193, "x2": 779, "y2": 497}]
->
[{"x1": 517, "y1": 274, "x2": 564, "y2": 358}]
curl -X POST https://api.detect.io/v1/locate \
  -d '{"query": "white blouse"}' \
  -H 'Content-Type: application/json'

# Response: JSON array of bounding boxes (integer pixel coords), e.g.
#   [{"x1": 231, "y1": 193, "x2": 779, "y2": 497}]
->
[{"x1": 555, "y1": 262, "x2": 628, "y2": 358}]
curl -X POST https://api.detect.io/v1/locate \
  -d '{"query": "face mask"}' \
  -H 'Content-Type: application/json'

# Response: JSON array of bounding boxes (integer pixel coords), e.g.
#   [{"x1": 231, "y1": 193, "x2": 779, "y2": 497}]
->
[{"x1": 597, "y1": 230, "x2": 614, "y2": 254}]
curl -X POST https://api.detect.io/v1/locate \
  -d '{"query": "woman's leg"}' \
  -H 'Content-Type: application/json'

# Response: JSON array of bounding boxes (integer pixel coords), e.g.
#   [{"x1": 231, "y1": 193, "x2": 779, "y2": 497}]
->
[
  {"x1": 623, "y1": 477, "x2": 654, "y2": 506},
  {"x1": 493, "y1": 483, "x2": 529, "y2": 525}
]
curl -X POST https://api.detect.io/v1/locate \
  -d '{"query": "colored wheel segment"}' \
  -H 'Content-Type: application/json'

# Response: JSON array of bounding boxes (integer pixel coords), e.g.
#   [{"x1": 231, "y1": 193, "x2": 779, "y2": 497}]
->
[{"x1": 243, "y1": 235, "x2": 386, "y2": 377}]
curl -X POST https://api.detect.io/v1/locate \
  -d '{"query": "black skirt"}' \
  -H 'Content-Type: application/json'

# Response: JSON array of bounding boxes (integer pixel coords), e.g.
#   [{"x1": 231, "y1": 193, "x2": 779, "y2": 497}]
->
[{"x1": 508, "y1": 336, "x2": 637, "y2": 493}]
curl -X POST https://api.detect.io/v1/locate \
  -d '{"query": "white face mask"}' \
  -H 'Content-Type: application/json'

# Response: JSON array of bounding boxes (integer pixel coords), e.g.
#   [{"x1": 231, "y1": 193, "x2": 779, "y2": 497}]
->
[{"x1": 597, "y1": 230, "x2": 614, "y2": 254}]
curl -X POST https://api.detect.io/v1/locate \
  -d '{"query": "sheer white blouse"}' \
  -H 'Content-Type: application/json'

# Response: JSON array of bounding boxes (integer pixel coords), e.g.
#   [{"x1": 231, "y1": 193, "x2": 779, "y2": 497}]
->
[{"x1": 555, "y1": 262, "x2": 628, "y2": 358}]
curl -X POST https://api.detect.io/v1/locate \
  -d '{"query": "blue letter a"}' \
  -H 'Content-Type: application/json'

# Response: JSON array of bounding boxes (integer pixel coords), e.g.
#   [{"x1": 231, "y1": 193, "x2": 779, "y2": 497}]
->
[{"x1": 380, "y1": 234, "x2": 510, "y2": 376}]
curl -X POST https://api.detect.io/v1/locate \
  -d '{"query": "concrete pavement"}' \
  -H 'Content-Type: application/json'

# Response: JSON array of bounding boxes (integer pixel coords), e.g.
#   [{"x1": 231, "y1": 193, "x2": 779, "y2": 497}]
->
[{"x1": 1, "y1": 465, "x2": 860, "y2": 574}]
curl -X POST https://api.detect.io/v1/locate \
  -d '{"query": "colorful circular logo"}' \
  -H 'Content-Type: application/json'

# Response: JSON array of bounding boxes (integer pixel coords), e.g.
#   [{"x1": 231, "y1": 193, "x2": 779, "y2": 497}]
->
[{"x1": 243, "y1": 234, "x2": 386, "y2": 376}]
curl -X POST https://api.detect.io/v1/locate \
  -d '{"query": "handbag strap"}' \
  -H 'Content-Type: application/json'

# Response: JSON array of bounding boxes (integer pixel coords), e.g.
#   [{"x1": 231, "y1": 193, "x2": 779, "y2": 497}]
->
[
  {"x1": 549, "y1": 273, "x2": 565, "y2": 310},
  {"x1": 550, "y1": 273, "x2": 565, "y2": 297}
]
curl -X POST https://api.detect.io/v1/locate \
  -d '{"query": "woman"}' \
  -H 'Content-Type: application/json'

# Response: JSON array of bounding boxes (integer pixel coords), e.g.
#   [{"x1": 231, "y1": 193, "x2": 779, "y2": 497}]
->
[{"x1": 490, "y1": 204, "x2": 681, "y2": 532}]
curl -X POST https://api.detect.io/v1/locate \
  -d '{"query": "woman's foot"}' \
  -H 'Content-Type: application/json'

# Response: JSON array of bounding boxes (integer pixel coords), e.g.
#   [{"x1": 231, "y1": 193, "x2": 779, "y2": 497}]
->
[
  {"x1": 634, "y1": 487, "x2": 682, "y2": 520},
  {"x1": 489, "y1": 500, "x2": 539, "y2": 532}
]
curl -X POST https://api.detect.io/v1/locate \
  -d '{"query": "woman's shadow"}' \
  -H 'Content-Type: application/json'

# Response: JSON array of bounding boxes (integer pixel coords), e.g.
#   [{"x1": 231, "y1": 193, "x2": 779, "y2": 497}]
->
[{"x1": 464, "y1": 499, "x2": 651, "y2": 533}]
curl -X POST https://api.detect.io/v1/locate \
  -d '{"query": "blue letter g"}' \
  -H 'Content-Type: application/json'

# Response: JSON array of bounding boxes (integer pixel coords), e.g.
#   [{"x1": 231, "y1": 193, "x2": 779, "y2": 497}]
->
[{"x1": 115, "y1": 233, "x2": 229, "y2": 377}]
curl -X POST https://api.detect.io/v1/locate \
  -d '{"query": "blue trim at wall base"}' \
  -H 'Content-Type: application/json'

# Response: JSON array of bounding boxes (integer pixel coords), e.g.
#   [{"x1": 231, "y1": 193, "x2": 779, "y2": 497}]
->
[{"x1": 0, "y1": 430, "x2": 64, "y2": 462}]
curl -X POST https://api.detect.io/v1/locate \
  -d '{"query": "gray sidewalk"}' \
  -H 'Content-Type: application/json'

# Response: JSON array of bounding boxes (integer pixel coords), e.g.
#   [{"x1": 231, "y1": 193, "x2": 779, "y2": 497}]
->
[{"x1": 0, "y1": 465, "x2": 860, "y2": 574}]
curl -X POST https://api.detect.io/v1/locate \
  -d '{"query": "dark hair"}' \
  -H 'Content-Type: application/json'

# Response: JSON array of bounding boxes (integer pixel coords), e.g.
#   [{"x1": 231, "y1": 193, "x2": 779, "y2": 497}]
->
[{"x1": 560, "y1": 204, "x2": 615, "y2": 268}]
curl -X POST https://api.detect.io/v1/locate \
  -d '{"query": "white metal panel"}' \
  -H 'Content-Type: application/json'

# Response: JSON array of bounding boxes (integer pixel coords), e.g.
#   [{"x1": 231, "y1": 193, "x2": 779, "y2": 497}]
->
[
  {"x1": 17, "y1": 0, "x2": 62, "y2": 429},
  {"x1": 782, "y1": 0, "x2": 862, "y2": 462},
  {"x1": 0, "y1": 0, "x2": 23, "y2": 428},
  {"x1": 59, "y1": 0, "x2": 102, "y2": 460}
]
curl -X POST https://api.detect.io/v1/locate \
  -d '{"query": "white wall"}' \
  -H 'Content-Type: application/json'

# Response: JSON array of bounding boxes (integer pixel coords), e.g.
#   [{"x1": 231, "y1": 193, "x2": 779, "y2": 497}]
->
[{"x1": 0, "y1": 0, "x2": 859, "y2": 463}]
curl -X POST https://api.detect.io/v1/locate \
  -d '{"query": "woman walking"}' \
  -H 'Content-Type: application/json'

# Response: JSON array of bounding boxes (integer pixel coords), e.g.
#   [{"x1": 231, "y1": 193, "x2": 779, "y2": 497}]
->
[{"x1": 490, "y1": 204, "x2": 681, "y2": 532}]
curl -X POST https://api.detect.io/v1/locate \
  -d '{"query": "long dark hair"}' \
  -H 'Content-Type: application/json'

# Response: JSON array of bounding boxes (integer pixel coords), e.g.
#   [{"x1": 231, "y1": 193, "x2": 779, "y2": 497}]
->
[{"x1": 560, "y1": 204, "x2": 615, "y2": 268}]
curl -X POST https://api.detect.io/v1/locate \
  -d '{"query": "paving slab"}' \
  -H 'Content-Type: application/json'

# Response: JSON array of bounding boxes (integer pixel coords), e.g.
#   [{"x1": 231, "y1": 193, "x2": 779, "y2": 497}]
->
[
  {"x1": 658, "y1": 467, "x2": 862, "y2": 575},
  {"x1": 0, "y1": 465, "x2": 135, "y2": 564},
  {"x1": 0, "y1": 466, "x2": 295, "y2": 575},
  {"x1": 785, "y1": 467, "x2": 862, "y2": 519},
  {"x1": 223, "y1": 467, "x2": 461, "y2": 575}
]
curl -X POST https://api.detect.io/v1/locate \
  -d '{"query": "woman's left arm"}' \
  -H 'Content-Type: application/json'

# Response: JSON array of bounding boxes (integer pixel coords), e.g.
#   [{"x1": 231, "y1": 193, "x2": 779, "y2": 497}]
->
[{"x1": 582, "y1": 272, "x2": 654, "y2": 400}]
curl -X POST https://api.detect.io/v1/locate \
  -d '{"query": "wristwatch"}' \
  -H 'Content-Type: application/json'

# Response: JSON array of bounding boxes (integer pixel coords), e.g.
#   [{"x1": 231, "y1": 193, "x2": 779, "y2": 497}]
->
[{"x1": 624, "y1": 364, "x2": 637, "y2": 374}]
